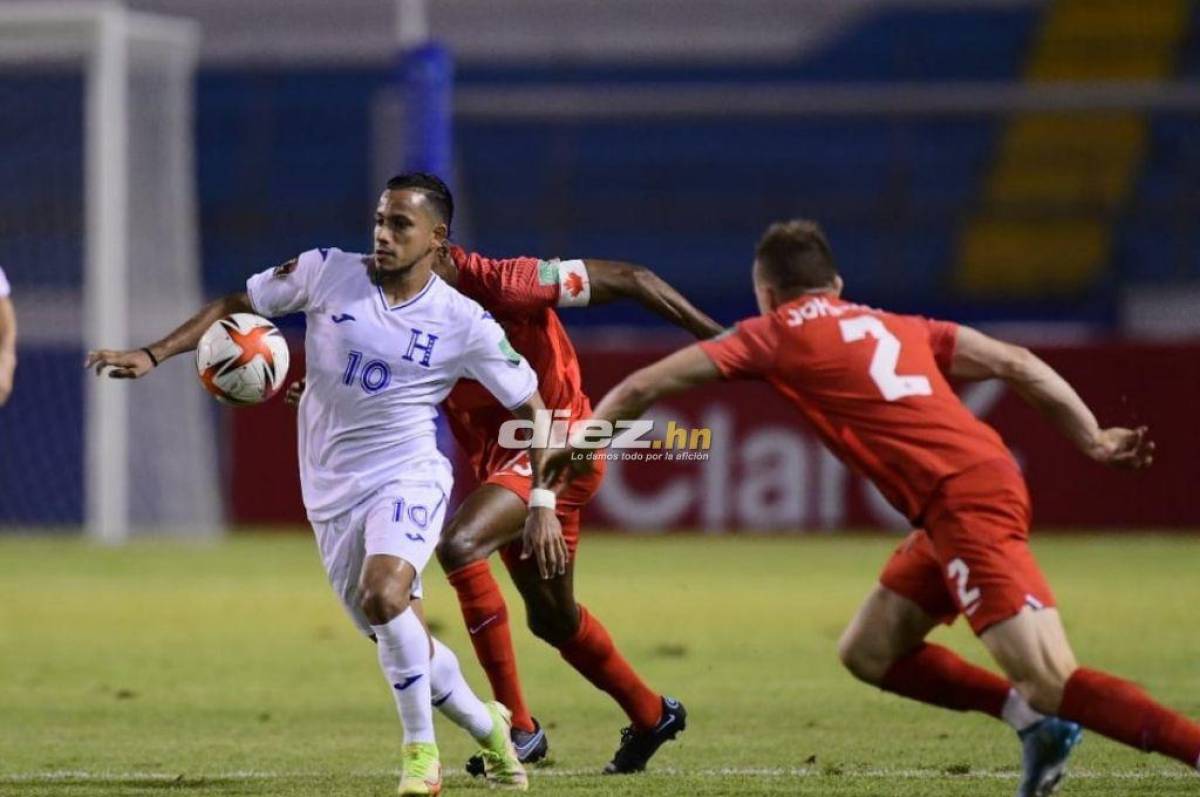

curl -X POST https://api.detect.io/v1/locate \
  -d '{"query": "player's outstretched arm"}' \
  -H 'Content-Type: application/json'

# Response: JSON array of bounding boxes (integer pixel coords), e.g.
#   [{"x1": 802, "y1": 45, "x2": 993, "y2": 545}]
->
[
  {"x1": 949, "y1": 325, "x2": 1154, "y2": 469},
  {"x1": 592, "y1": 343, "x2": 722, "y2": 423},
  {"x1": 545, "y1": 344, "x2": 722, "y2": 485},
  {"x1": 0, "y1": 295, "x2": 16, "y2": 406},
  {"x1": 85, "y1": 292, "x2": 254, "y2": 379},
  {"x1": 584, "y1": 260, "x2": 724, "y2": 339}
]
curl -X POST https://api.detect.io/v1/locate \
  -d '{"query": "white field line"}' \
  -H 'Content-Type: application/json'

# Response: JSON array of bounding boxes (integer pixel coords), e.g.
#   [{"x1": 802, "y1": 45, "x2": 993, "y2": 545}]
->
[{"x1": 0, "y1": 767, "x2": 1193, "y2": 783}]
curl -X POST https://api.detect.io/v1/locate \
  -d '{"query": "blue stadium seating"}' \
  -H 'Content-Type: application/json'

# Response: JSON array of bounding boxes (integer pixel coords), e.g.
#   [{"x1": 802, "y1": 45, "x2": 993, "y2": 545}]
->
[
  {"x1": 1114, "y1": 113, "x2": 1200, "y2": 285},
  {"x1": 14, "y1": 3, "x2": 1200, "y2": 527},
  {"x1": 184, "y1": 6, "x2": 1043, "y2": 320},
  {"x1": 7, "y1": 4, "x2": 1199, "y2": 323}
]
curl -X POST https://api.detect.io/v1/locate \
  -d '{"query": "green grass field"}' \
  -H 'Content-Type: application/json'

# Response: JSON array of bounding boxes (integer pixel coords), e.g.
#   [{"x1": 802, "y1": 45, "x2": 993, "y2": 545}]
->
[{"x1": 2, "y1": 533, "x2": 1199, "y2": 796}]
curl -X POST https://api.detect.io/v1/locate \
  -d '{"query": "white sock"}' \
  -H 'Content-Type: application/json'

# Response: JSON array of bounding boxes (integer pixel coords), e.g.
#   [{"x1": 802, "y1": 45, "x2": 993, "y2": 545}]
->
[
  {"x1": 430, "y1": 637, "x2": 495, "y2": 741},
  {"x1": 1002, "y1": 688, "x2": 1044, "y2": 732},
  {"x1": 372, "y1": 609, "x2": 435, "y2": 745}
]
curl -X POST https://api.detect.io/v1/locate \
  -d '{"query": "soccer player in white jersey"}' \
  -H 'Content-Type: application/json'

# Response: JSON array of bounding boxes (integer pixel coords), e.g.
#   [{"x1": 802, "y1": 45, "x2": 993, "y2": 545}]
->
[
  {"x1": 0, "y1": 266, "x2": 16, "y2": 406},
  {"x1": 85, "y1": 179, "x2": 569, "y2": 795}
]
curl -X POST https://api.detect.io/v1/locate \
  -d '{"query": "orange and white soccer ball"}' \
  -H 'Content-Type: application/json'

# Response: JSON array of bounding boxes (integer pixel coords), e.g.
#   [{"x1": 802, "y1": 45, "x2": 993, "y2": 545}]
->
[{"x1": 195, "y1": 313, "x2": 290, "y2": 405}]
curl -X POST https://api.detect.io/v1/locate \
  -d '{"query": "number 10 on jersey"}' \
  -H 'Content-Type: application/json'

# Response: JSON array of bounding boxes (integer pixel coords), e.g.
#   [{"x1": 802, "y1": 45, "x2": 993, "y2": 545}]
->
[{"x1": 342, "y1": 350, "x2": 392, "y2": 394}]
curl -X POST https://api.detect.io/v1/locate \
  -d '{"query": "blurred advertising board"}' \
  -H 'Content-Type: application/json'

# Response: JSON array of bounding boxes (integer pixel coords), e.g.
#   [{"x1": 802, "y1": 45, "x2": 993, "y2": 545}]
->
[{"x1": 232, "y1": 343, "x2": 1200, "y2": 530}]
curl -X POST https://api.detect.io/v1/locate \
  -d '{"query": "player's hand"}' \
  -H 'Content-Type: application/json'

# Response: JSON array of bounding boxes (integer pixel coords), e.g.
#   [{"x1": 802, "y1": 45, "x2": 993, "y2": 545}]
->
[
  {"x1": 285, "y1": 378, "x2": 306, "y2": 408},
  {"x1": 521, "y1": 506, "x2": 568, "y2": 580},
  {"x1": 1087, "y1": 425, "x2": 1155, "y2": 469},
  {"x1": 84, "y1": 348, "x2": 155, "y2": 379}
]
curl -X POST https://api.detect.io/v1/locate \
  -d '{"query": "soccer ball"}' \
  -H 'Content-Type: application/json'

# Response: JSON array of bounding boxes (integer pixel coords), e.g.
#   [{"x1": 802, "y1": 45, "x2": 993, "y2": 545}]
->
[{"x1": 195, "y1": 313, "x2": 290, "y2": 405}]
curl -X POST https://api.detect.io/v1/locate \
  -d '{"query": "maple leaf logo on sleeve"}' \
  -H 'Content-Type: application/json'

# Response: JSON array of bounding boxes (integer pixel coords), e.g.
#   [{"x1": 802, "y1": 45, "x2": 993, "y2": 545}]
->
[
  {"x1": 554, "y1": 260, "x2": 591, "y2": 307},
  {"x1": 564, "y1": 271, "x2": 586, "y2": 298}
]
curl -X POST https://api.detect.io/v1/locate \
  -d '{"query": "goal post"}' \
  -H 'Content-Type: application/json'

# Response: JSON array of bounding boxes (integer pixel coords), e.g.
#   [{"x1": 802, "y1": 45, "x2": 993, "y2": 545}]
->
[
  {"x1": 373, "y1": 0, "x2": 454, "y2": 185},
  {"x1": 0, "y1": 2, "x2": 219, "y2": 540}
]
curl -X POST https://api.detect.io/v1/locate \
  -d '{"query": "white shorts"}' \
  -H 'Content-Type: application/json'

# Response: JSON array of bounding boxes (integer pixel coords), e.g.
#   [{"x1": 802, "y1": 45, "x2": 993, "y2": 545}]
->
[{"x1": 311, "y1": 456, "x2": 452, "y2": 636}]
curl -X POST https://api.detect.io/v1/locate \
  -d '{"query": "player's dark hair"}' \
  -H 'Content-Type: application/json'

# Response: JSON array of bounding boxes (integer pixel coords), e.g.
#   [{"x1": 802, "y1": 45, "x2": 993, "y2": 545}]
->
[
  {"x1": 755, "y1": 219, "x2": 838, "y2": 292},
  {"x1": 386, "y1": 172, "x2": 454, "y2": 230}
]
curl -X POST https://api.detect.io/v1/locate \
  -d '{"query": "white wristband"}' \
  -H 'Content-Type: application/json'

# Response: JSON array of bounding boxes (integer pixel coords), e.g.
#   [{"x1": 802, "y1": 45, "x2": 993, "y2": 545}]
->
[{"x1": 529, "y1": 488, "x2": 556, "y2": 510}]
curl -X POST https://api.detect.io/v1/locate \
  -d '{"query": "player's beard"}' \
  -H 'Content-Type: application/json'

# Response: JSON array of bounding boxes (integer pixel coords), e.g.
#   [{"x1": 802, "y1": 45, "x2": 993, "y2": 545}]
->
[{"x1": 368, "y1": 246, "x2": 433, "y2": 287}]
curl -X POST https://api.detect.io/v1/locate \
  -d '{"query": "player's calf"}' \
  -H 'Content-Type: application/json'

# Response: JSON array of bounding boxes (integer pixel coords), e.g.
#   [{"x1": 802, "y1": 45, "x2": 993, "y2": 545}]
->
[
  {"x1": 980, "y1": 607, "x2": 1078, "y2": 715},
  {"x1": 983, "y1": 609, "x2": 1200, "y2": 770},
  {"x1": 1008, "y1": 670, "x2": 1074, "y2": 717},
  {"x1": 524, "y1": 594, "x2": 581, "y2": 646},
  {"x1": 507, "y1": 552, "x2": 584, "y2": 645}
]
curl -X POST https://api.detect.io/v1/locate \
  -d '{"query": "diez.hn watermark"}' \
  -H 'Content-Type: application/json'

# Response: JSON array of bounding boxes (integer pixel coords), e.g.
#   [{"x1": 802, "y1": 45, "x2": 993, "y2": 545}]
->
[{"x1": 498, "y1": 410, "x2": 712, "y2": 462}]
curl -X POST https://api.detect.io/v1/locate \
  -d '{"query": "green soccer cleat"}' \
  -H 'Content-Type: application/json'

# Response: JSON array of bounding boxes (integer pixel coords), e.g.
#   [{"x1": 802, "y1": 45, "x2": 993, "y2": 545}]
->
[
  {"x1": 474, "y1": 701, "x2": 529, "y2": 791},
  {"x1": 398, "y1": 742, "x2": 442, "y2": 796}
]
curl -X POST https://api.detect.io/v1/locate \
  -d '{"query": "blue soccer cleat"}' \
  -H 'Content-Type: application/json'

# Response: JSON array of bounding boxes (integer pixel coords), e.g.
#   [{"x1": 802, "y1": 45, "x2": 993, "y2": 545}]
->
[{"x1": 1017, "y1": 717, "x2": 1083, "y2": 797}]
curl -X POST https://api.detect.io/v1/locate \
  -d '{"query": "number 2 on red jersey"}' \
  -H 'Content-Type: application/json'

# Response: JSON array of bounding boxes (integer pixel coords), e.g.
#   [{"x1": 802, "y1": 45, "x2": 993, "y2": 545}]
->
[{"x1": 838, "y1": 316, "x2": 933, "y2": 401}]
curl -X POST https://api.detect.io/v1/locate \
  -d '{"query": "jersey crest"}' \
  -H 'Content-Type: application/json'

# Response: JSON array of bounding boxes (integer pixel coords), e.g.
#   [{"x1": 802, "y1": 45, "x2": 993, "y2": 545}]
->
[{"x1": 402, "y1": 328, "x2": 439, "y2": 368}]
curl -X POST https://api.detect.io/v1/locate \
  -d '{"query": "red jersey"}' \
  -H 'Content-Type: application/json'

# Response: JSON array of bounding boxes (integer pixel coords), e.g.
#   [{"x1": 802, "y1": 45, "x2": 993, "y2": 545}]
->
[
  {"x1": 699, "y1": 293, "x2": 1013, "y2": 523},
  {"x1": 443, "y1": 246, "x2": 593, "y2": 482}
]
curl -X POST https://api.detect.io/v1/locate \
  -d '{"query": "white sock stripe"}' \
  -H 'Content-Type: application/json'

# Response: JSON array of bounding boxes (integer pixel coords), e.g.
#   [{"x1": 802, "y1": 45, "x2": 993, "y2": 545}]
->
[
  {"x1": 429, "y1": 637, "x2": 494, "y2": 741},
  {"x1": 1001, "y1": 688, "x2": 1044, "y2": 733}
]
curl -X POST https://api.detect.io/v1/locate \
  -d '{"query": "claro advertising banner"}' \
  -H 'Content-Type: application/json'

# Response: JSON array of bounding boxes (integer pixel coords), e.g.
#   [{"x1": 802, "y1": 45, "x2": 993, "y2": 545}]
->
[{"x1": 232, "y1": 343, "x2": 1200, "y2": 531}]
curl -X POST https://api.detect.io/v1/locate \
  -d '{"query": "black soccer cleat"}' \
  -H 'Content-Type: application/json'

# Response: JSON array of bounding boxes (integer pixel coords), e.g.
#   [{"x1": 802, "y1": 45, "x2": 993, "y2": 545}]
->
[
  {"x1": 603, "y1": 696, "x2": 687, "y2": 774},
  {"x1": 465, "y1": 716, "x2": 549, "y2": 777}
]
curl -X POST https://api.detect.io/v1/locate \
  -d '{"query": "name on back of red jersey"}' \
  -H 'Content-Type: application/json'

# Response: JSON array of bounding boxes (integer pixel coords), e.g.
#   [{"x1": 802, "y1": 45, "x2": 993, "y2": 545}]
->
[{"x1": 785, "y1": 296, "x2": 868, "y2": 328}]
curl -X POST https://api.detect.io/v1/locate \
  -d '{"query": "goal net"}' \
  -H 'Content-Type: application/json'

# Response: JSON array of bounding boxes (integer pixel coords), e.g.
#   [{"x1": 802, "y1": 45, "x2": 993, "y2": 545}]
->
[{"x1": 0, "y1": 2, "x2": 219, "y2": 540}]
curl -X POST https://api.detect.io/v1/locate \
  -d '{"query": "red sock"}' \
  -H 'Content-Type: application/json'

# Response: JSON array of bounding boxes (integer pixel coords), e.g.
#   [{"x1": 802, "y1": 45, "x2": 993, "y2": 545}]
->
[
  {"x1": 880, "y1": 643, "x2": 1010, "y2": 717},
  {"x1": 1059, "y1": 667, "x2": 1200, "y2": 768},
  {"x1": 446, "y1": 560, "x2": 535, "y2": 732},
  {"x1": 557, "y1": 605, "x2": 663, "y2": 730}
]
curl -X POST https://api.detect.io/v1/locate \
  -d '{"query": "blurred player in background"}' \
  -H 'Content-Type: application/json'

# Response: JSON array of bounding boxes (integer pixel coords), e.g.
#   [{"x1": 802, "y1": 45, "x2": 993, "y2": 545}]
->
[
  {"x1": 547, "y1": 219, "x2": 1200, "y2": 797},
  {"x1": 290, "y1": 172, "x2": 722, "y2": 775},
  {"x1": 0, "y1": 266, "x2": 16, "y2": 406},
  {"x1": 83, "y1": 179, "x2": 565, "y2": 795}
]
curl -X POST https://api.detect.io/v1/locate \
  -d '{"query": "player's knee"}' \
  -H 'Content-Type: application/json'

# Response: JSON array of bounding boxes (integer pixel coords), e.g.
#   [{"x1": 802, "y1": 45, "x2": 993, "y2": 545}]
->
[
  {"x1": 435, "y1": 535, "x2": 477, "y2": 571},
  {"x1": 436, "y1": 520, "x2": 486, "y2": 570},
  {"x1": 527, "y1": 603, "x2": 580, "y2": 646},
  {"x1": 358, "y1": 581, "x2": 412, "y2": 625},
  {"x1": 837, "y1": 626, "x2": 888, "y2": 685}
]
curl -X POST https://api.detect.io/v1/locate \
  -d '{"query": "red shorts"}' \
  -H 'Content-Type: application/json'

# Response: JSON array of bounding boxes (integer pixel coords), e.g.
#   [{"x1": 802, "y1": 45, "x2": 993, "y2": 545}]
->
[
  {"x1": 879, "y1": 459, "x2": 1056, "y2": 635},
  {"x1": 485, "y1": 450, "x2": 607, "y2": 570}
]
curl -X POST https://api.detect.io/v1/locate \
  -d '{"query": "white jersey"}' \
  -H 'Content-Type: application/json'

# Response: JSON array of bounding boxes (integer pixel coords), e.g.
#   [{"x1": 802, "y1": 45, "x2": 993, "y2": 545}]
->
[
  {"x1": 0, "y1": 266, "x2": 9, "y2": 298},
  {"x1": 247, "y1": 248, "x2": 538, "y2": 521}
]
